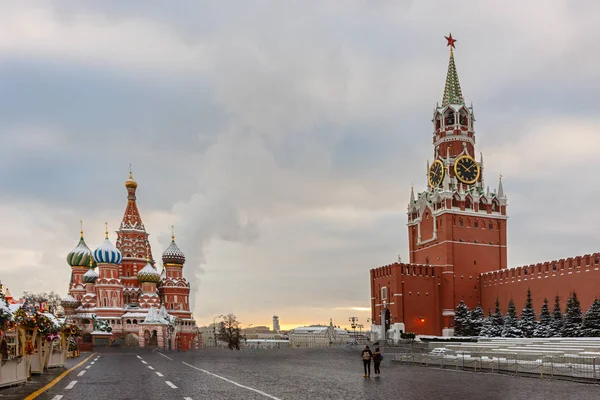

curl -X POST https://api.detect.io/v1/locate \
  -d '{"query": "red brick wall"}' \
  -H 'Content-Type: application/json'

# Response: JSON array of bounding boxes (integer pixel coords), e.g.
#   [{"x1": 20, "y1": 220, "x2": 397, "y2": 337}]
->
[
  {"x1": 371, "y1": 263, "x2": 439, "y2": 335},
  {"x1": 481, "y1": 254, "x2": 600, "y2": 315}
]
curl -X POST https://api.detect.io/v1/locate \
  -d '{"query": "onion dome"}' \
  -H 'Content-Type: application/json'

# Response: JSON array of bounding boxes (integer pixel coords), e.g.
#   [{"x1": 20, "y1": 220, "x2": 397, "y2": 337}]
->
[
  {"x1": 67, "y1": 224, "x2": 93, "y2": 267},
  {"x1": 83, "y1": 267, "x2": 99, "y2": 283},
  {"x1": 162, "y1": 227, "x2": 186, "y2": 264},
  {"x1": 93, "y1": 224, "x2": 122, "y2": 264},
  {"x1": 61, "y1": 294, "x2": 80, "y2": 309},
  {"x1": 125, "y1": 170, "x2": 138, "y2": 189},
  {"x1": 137, "y1": 260, "x2": 161, "y2": 283}
]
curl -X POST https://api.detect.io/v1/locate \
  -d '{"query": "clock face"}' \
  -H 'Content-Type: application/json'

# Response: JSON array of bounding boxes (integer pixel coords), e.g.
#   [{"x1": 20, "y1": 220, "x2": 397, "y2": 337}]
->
[
  {"x1": 454, "y1": 155, "x2": 480, "y2": 184},
  {"x1": 428, "y1": 159, "x2": 445, "y2": 188}
]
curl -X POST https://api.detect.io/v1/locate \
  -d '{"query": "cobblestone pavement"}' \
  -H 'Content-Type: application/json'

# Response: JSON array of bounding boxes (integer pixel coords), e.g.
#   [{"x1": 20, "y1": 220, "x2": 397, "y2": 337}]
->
[{"x1": 10, "y1": 347, "x2": 600, "y2": 400}]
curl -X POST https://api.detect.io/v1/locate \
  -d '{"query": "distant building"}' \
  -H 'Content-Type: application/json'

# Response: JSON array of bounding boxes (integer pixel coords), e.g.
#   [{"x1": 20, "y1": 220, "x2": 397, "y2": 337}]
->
[
  {"x1": 198, "y1": 324, "x2": 218, "y2": 348},
  {"x1": 288, "y1": 319, "x2": 350, "y2": 348},
  {"x1": 273, "y1": 315, "x2": 280, "y2": 333}
]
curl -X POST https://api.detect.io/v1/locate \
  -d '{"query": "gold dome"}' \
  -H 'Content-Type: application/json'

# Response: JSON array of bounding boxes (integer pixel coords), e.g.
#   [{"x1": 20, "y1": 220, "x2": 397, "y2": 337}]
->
[{"x1": 125, "y1": 170, "x2": 138, "y2": 189}]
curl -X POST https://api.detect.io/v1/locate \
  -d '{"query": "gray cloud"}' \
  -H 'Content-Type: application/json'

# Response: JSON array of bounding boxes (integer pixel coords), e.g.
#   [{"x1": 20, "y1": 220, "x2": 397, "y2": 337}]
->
[{"x1": 0, "y1": 1, "x2": 599, "y2": 328}]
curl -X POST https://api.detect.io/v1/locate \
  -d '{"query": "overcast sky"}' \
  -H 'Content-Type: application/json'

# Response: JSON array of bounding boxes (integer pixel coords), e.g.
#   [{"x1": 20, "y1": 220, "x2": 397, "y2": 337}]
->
[{"x1": 1, "y1": 1, "x2": 599, "y2": 330}]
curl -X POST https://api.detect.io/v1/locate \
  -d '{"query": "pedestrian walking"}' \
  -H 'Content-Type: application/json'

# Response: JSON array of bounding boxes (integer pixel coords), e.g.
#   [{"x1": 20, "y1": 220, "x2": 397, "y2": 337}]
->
[
  {"x1": 361, "y1": 345, "x2": 373, "y2": 377},
  {"x1": 373, "y1": 347, "x2": 383, "y2": 376}
]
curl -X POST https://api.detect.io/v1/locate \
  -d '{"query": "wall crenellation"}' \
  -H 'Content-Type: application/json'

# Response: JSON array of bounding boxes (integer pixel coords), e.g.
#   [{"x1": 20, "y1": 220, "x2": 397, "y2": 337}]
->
[{"x1": 481, "y1": 253, "x2": 600, "y2": 287}]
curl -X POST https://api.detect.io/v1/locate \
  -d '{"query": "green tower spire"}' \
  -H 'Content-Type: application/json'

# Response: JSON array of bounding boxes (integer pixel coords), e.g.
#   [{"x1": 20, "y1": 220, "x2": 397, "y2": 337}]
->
[{"x1": 441, "y1": 34, "x2": 465, "y2": 107}]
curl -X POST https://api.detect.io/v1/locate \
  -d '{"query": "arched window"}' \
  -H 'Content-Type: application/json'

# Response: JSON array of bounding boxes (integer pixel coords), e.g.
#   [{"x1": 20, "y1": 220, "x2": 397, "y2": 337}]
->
[
  {"x1": 479, "y1": 199, "x2": 486, "y2": 212},
  {"x1": 459, "y1": 108, "x2": 469, "y2": 126},
  {"x1": 465, "y1": 196, "x2": 473, "y2": 209},
  {"x1": 133, "y1": 319, "x2": 138, "y2": 324},
  {"x1": 488, "y1": 221, "x2": 493, "y2": 230},
  {"x1": 126, "y1": 319, "x2": 131, "y2": 324},
  {"x1": 459, "y1": 217, "x2": 463, "y2": 227},
  {"x1": 492, "y1": 199, "x2": 499, "y2": 211},
  {"x1": 474, "y1": 219, "x2": 478, "y2": 228},
  {"x1": 452, "y1": 195, "x2": 460, "y2": 208},
  {"x1": 103, "y1": 298, "x2": 107, "y2": 307},
  {"x1": 436, "y1": 118, "x2": 441, "y2": 131},
  {"x1": 444, "y1": 109, "x2": 455, "y2": 126}
]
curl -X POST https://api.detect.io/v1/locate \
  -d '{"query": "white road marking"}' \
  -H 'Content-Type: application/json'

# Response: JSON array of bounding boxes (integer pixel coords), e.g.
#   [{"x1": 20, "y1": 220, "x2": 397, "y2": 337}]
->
[
  {"x1": 182, "y1": 362, "x2": 281, "y2": 400},
  {"x1": 157, "y1": 352, "x2": 173, "y2": 360},
  {"x1": 77, "y1": 370, "x2": 86, "y2": 377},
  {"x1": 90, "y1": 362, "x2": 95, "y2": 365},
  {"x1": 51, "y1": 396, "x2": 64, "y2": 400},
  {"x1": 183, "y1": 398, "x2": 193, "y2": 400},
  {"x1": 137, "y1": 355, "x2": 142, "y2": 359},
  {"x1": 85, "y1": 365, "x2": 91, "y2": 369},
  {"x1": 165, "y1": 381, "x2": 178, "y2": 389},
  {"x1": 65, "y1": 380, "x2": 78, "y2": 390},
  {"x1": 148, "y1": 366, "x2": 155, "y2": 370},
  {"x1": 156, "y1": 372, "x2": 164, "y2": 377},
  {"x1": 141, "y1": 360, "x2": 147, "y2": 364}
]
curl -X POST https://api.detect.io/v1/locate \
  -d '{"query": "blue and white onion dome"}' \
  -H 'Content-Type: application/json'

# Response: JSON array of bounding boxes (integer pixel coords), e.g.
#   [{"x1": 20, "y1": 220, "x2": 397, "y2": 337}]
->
[
  {"x1": 61, "y1": 294, "x2": 80, "y2": 309},
  {"x1": 82, "y1": 267, "x2": 99, "y2": 283},
  {"x1": 66, "y1": 228, "x2": 93, "y2": 267},
  {"x1": 137, "y1": 259, "x2": 161, "y2": 283},
  {"x1": 93, "y1": 224, "x2": 122, "y2": 264},
  {"x1": 162, "y1": 233, "x2": 186, "y2": 265}
]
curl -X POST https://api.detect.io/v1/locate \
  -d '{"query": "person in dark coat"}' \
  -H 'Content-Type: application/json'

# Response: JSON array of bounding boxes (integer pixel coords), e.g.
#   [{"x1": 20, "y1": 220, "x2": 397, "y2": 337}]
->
[
  {"x1": 373, "y1": 347, "x2": 383, "y2": 375},
  {"x1": 361, "y1": 345, "x2": 373, "y2": 377}
]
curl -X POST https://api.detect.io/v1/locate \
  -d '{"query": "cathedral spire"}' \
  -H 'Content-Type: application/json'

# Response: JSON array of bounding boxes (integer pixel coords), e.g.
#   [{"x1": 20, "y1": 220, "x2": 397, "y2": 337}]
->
[
  {"x1": 410, "y1": 184, "x2": 415, "y2": 204},
  {"x1": 442, "y1": 33, "x2": 465, "y2": 107}
]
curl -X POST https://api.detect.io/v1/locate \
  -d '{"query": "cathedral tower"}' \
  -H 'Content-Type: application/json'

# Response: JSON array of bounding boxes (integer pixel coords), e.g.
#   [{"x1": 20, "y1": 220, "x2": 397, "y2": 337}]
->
[
  {"x1": 93, "y1": 223, "x2": 124, "y2": 317},
  {"x1": 406, "y1": 34, "x2": 508, "y2": 329},
  {"x1": 116, "y1": 170, "x2": 154, "y2": 305},
  {"x1": 158, "y1": 228, "x2": 192, "y2": 319}
]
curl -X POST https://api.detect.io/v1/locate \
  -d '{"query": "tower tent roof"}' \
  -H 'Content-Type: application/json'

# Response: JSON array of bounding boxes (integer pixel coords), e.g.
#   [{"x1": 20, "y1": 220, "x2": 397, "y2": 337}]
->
[{"x1": 441, "y1": 48, "x2": 465, "y2": 107}]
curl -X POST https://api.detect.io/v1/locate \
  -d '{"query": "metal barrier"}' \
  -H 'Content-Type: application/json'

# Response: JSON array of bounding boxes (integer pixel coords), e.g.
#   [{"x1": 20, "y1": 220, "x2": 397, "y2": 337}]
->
[{"x1": 393, "y1": 351, "x2": 599, "y2": 383}]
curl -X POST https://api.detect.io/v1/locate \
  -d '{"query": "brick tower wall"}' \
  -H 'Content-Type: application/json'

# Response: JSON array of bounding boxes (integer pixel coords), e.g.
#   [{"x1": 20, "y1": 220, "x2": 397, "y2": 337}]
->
[
  {"x1": 371, "y1": 263, "x2": 439, "y2": 335},
  {"x1": 480, "y1": 253, "x2": 600, "y2": 315}
]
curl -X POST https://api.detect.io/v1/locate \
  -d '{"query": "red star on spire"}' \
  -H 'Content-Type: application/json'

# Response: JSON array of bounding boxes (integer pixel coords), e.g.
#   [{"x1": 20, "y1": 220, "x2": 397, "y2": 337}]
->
[{"x1": 445, "y1": 33, "x2": 456, "y2": 49}]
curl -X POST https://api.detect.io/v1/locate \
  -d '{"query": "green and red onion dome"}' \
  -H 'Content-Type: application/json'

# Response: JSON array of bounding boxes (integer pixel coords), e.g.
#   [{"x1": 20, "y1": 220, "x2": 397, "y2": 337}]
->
[
  {"x1": 162, "y1": 240, "x2": 185, "y2": 265},
  {"x1": 137, "y1": 261, "x2": 161, "y2": 283},
  {"x1": 82, "y1": 267, "x2": 99, "y2": 283}
]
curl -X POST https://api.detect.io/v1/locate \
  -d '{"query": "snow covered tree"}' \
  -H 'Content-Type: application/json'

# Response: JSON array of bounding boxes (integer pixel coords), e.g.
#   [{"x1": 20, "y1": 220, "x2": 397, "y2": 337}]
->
[
  {"x1": 548, "y1": 295, "x2": 563, "y2": 337},
  {"x1": 488, "y1": 298, "x2": 504, "y2": 337},
  {"x1": 533, "y1": 298, "x2": 551, "y2": 338},
  {"x1": 561, "y1": 292, "x2": 583, "y2": 337},
  {"x1": 519, "y1": 288, "x2": 536, "y2": 338},
  {"x1": 502, "y1": 299, "x2": 522, "y2": 338},
  {"x1": 469, "y1": 304, "x2": 485, "y2": 336},
  {"x1": 581, "y1": 298, "x2": 600, "y2": 337},
  {"x1": 479, "y1": 310, "x2": 493, "y2": 337},
  {"x1": 454, "y1": 300, "x2": 470, "y2": 336}
]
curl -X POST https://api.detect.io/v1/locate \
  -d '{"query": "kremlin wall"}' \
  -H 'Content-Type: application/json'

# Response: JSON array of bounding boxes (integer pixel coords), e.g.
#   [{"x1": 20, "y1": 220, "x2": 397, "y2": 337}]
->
[{"x1": 370, "y1": 37, "x2": 600, "y2": 336}]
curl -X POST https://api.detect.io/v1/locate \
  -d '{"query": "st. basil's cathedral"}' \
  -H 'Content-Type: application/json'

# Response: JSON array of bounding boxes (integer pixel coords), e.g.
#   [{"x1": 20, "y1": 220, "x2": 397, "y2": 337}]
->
[
  {"x1": 370, "y1": 35, "x2": 600, "y2": 337},
  {"x1": 61, "y1": 172, "x2": 198, "y2": 350}
]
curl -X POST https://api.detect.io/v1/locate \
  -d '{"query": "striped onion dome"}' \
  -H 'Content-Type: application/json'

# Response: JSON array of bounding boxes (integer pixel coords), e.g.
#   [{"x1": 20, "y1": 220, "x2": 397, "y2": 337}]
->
[
  {"x1": 61, "y1": 294, "x2": 80, "y2": 309},
  {"x1": 162, "y1": 240, "x2": 186, "y2": 265},
  {"x1": 82, "y1": 267, "x2": 99, "y2": 283},
  {"x1": 67, "y1": 236, "x2": 93, "y2": 267},
  {"x1": 137, "y1": 261, "x2": 161, "y2": 283},
  {"x1": 93, "y1": 237, "x2": 122, "y2": 264}
]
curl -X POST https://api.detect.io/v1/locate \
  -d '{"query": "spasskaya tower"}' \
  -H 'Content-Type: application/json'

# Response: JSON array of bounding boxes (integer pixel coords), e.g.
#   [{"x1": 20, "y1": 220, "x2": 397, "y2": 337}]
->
[{"x1": 405, "y1": 34, "x2": 508, "y2": 331}]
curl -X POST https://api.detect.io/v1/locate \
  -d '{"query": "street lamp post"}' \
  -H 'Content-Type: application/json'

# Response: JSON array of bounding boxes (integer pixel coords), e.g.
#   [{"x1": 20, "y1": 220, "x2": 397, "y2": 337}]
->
[
  {"x1": 348, "y1": 316, "x2": 358, "y2": 342},
  {"x1": 213, "y1": 314, "x2": 224, "y2": 348}
]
